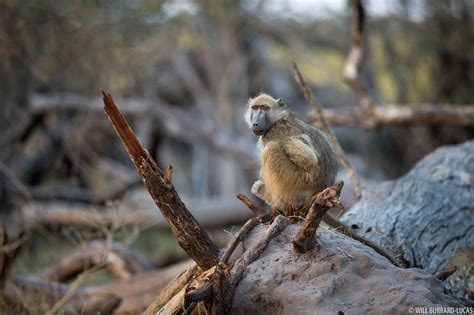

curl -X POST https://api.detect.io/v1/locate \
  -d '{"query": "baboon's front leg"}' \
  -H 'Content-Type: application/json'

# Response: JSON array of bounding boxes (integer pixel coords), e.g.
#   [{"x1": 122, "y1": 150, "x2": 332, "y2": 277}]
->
[{"x1": 251, "y1": 180, "x2": 272, "y2": 206}]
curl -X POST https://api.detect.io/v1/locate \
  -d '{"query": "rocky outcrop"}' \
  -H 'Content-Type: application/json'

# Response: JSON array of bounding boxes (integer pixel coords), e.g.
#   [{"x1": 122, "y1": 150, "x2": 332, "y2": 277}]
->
[
  {"x1": 342, "y1": 141, "x2": 474, "y2": 299},
  {"x1": 232, "y1": 223, "x2": 462, "y2": 314}
]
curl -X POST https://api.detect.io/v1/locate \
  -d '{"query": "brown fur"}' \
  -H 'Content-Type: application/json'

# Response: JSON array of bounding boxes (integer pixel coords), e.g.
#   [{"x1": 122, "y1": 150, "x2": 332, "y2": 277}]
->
[{"x1": 248, "y1": 95, "x2": 338, "y2": 210}]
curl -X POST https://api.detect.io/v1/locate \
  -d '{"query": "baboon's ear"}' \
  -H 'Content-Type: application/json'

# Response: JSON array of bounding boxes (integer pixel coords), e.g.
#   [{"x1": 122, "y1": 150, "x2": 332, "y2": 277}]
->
[{"x1": 277, "y1": 98, "x2": 287, "y2": 108}]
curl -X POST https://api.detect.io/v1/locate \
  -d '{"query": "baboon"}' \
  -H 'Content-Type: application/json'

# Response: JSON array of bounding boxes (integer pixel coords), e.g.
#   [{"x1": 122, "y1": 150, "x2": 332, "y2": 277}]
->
[
  {"x1": 245, "y1": 93, "x2": 338, "y2": 216},
  {"x1": 244, "y1": 94, "x2": 400, "y2": 265}
]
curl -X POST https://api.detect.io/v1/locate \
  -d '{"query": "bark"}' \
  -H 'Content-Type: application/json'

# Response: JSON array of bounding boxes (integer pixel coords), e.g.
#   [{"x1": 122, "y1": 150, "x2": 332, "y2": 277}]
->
[{"x1": 342, "y1": 141, "x2": 474, "y2": 299}]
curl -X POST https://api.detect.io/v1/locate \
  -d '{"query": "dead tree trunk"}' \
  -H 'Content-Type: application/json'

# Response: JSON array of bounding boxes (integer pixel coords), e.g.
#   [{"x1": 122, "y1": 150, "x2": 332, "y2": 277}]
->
[{"x1": 342, "y1": 141, "x2": 474, "y2": 299}]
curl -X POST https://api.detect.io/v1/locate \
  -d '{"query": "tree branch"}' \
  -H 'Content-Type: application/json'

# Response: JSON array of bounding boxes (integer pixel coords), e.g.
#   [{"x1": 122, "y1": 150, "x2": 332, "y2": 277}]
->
[
  {"x1": 236, "y1": 193, "x2": 267, "y2": 216},
  {"x1": 222, "y1": 216, "x2": 288, "y2": 312},
  {"x1": 293, "y1": 63, "x2": 363, "y2": 200},
  {"x1": 102, "y1": 91, "x2": 219, "y2": 270},
  {"x1": 308, "y1": 104, "x2": 474, "y2": 129},
  {"x1": 293, "y1": 181, "x2": 344, "y2": 253},
  {"x1": 220, "y1": 209, "x2": 276, "y2": 266}
]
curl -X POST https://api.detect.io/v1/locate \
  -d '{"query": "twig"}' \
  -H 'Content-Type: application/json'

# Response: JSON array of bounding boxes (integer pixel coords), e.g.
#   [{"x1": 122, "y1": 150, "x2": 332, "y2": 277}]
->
[
  {"x1": 211, "y1": 264, "x2": 226, "y2": 315},
  {"x1": 220, "y1": 218, "x2": 260, "y2": 266},
  {"x1": 210, "y1": 204, "x2": 276, "y2": 314},
  {"x1": 236, "y1": 193, "x2": 267, "y2": 216},
  {"x1": 293, "y1": 181, "x2": 344, "y2": 253},
  {"x1": 220, "y1": 210, "x2": 276, "y2": 266},
  {"x1": 292, "y1": 63, "x2": 363, "y2": 200},
  {"x1": 220, "y1": 216, "x2": 288, "y2": 313},
  {"x1": 323, "y1": 214, "x2": 402, "y2": 267},
  {"x1": 102, "y1": 91, "x2": 219, "y2": 270},
  {"x1": 169, "y1": 216, "x2": 288, "y2": 314},
  {"x1": 155, "y1": 266, "x2": 216, "y2": 315},
  {"x1": 230, "y1": 215, "x2": 288, "y2": 286}
]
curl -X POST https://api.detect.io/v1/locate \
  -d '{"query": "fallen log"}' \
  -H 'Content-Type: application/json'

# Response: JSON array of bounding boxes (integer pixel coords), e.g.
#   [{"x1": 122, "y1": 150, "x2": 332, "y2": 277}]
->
[
  {"x1": 36, "y1": 240, "x2": 153, "y2": 282},
  {"x1": 342, "y1": 141, "x2": 474, "y2": 300}
]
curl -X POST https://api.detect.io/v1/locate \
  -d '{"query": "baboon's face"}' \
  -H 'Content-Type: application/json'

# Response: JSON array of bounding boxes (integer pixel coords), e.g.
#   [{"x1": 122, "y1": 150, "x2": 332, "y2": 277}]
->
[
  {"x1": 249, "y1": 104, "x2": 272, "y2": 135},
  {"x1": 245, "y1": 94, "x2": 288, "y2": 136}
]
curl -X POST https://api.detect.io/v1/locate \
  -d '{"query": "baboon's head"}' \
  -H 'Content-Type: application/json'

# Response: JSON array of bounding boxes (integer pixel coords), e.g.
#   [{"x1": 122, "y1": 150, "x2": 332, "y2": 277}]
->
[{"x1": 245, "y1": 93, "x2": 288, "y2": 136}]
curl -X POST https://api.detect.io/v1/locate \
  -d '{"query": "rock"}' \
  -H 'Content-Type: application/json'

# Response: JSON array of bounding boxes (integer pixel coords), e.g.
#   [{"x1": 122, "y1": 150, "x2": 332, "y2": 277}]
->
[
  {"x1": 341, "y1": 141, "x2": 474, "y2": 299},
  {"x1": 231, "y1": 223, "x2": 462, "y2": 314}
]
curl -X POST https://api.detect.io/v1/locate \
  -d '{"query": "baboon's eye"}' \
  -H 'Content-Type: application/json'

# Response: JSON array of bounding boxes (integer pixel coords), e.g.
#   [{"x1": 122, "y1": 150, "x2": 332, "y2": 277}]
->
[{"x1": 252, "y1": 105, "x2": 270, "y2": 110}]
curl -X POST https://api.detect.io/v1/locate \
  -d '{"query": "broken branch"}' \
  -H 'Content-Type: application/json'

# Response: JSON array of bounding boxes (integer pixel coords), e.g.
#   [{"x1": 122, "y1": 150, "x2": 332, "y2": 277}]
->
[
  {"x1": 102, "y1": 91, "x2": 219, "y2": 270},
  {"x1": 236, "y1": 193, "x2": 267, "y2": 216},
  {"x1": 293, "y1": 181, "x2": 344, "y2": 253},
  {"x1": 222, "y1": 216, "x2": 289, "y2": 312},
  {"x1": 220, "y1": 209, "x2": 276, "y2": 266}
]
